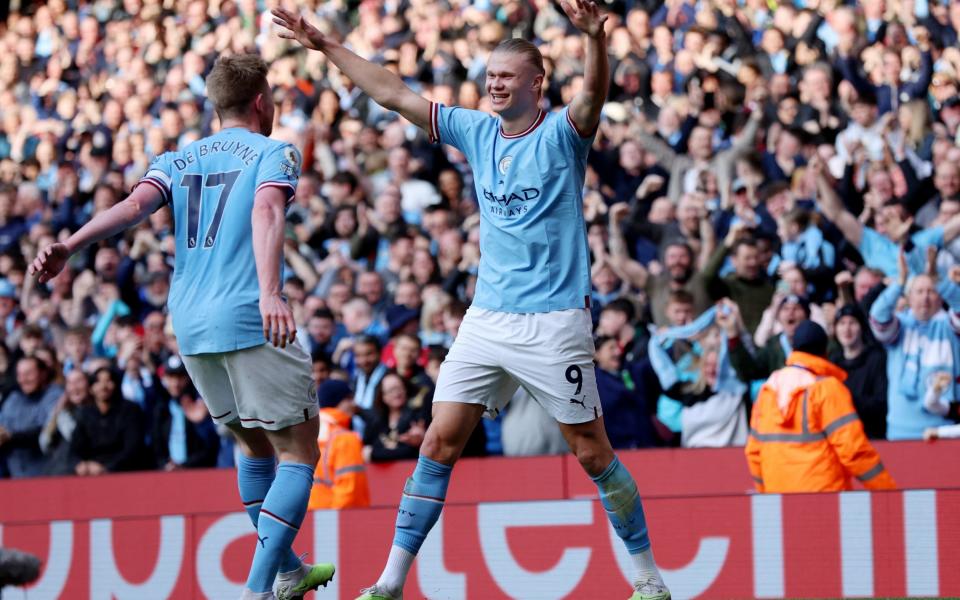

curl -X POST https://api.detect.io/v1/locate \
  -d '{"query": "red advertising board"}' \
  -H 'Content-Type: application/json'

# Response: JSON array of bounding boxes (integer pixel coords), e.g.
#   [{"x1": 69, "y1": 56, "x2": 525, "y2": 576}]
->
[{"x1": 2, "y1": 441, "x2": 958, "y2": 599}]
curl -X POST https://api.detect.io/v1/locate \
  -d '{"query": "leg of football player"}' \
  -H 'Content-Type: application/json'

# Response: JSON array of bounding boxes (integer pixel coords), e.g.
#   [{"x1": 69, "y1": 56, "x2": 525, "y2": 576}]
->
[
  {"x1": 559, "y1": 418, "x2": 670, "y2": 600},
  {"x1": 228, "y1": 424, "x2": 307, "y2": 582},
  {"x1": 357, "y1": 402, "x2": 484, "y2": 600},
  {"x1": 242, "y1": 418, "x2": 322, "y2": 595}
]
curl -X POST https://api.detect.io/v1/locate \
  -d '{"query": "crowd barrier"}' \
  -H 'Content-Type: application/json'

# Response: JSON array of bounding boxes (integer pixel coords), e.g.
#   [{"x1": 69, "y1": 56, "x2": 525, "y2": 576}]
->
[{"x1": 1, "y1": 440, "x2": 958, "y2": 599}]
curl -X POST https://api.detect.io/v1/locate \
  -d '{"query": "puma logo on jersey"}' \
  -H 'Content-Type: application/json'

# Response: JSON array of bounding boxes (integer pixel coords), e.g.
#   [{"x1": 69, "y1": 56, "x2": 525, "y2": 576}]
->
[{"x1": 569, "y1": 397, "x2": 587, "y2": 409}]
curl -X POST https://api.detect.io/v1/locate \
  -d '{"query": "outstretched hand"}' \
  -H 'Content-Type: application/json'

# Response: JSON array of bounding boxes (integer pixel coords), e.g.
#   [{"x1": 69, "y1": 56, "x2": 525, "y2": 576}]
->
[
  {"x1": 29, "y1": 243, "x2": 70, "y2": 284},
  {"x1": 559, "y1": 0, "x2": 608, "y2": 38},
  {"x1": 271, "y1": 8, "x2": 330, "y2": 51}
]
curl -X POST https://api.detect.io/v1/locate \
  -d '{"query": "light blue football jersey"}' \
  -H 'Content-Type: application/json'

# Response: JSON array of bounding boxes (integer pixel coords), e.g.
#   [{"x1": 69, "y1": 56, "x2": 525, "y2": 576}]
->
[
  {"x1": 429, "y1": 103, "x2": 594, "y2": 313},
  {"x1": 138, "y1": 128, "x2": 301, "y2": 355}
]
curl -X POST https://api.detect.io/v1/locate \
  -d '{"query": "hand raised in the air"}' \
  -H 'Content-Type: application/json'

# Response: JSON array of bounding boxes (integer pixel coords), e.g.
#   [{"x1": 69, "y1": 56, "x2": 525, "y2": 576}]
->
[
  {"x1": 559, "y1": 0, "x2": 608, "y2": 38},
  {"x1": 29, "y1": 243, "x2": 70, "y2": 284},
  {"x1": 272, "y1": 8, "x2": 330, "y2": 51}
]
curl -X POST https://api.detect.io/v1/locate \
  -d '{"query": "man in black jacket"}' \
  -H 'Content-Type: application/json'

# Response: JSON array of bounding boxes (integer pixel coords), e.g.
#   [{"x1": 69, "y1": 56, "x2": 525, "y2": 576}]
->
[{"x1": 829, "y1": 305, "x2": 888, "y2": 439}]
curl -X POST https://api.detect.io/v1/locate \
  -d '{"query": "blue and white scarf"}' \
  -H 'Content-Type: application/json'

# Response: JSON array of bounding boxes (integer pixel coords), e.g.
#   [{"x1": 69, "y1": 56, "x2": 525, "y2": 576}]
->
[
  {"x1": 897, "y1": 310, "x2": 956, "y2": 404},
  {"x1": 647, "y1": 307, "x2": 746, "y2": 397},
  {"x1": 781, "y1": 226, "x2": 835, "y2": 271}
]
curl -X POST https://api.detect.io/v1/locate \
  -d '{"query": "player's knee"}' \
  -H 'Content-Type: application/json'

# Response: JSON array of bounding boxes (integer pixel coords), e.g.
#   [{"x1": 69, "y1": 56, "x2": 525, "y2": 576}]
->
[
  {"x1": 573, "y1": 441, "x2": 613, "y2": 478},
  {"x1": 419, "y1": 427, "x2": 458, "y2": 465}
]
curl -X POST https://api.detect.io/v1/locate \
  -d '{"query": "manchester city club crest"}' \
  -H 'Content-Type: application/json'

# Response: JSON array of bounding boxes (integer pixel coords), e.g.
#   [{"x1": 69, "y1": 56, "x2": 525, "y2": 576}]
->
[{"x1": 498, "y1": 155, "x2": 513, "y2": 176}]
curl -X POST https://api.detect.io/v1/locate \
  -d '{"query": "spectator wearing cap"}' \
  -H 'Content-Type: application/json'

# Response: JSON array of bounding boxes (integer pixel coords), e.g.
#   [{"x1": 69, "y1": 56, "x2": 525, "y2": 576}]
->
[
  {"x1": 152, "y1": 356, "x2": 218, "y2": 471},
  {"x1": 308, "y1": 379, "x2": 370, "y2": 510},
  {"x1": 70, "y1": 367, "x2": 148, "y2": 476},
  {"x1": 870, "y1": 251, "x2": 960, "y2": 440},
  {"x1": 0, "y1": 356, "x2": 62, "y2": 477},
  {"x1": 746, "y1": 320, "x2": 897, "y2": 493},
  {"x1": 722, "y1": 294, "x2": 809, "y2": 384},
  {"x1": 830, "y1": 304, "x2": 888, "y2": 440},
  {"x1": 754, "y1": 269, "x2": 831, "y2": 347}
]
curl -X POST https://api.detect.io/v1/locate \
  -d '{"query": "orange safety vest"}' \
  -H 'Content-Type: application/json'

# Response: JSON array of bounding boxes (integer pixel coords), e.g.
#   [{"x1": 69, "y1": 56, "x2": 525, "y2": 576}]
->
[
  {"x1": 308, "y1": 408, "x2": 371, "y2": 510},
  {"x1": 745, "y1": 351, "x2": 897, "y2": 493}
]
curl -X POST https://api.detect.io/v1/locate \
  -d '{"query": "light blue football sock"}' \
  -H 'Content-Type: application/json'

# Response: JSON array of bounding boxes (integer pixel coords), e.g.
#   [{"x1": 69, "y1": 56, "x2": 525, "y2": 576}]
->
[
  {"x1": 238, "y1": 456, "x2": 306, "y2": 586},
  {"x1": 392, "y1": 455, "x2": 452, "y2": 554},
  {"x1": 592, "y1": 455, "x2": 651, "y2": 554}
]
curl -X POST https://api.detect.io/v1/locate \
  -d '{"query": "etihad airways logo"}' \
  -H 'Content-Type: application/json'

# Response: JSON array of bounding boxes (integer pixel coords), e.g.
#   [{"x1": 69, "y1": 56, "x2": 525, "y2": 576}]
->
[{"x1": 482, "y1": 187, "x2": 540, "y2": 217}]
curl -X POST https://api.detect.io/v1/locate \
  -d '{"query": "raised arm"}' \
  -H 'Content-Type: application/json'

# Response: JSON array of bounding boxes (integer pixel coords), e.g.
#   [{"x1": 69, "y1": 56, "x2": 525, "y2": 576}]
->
[
  {"x1": 273, "y1": 9, "x2": 432, "y2": 137},
  {"x1": 29, "y1": 184, "x2": 163, "y2": 284},
  {"x1": 561, "y1": 0, "x2": 609, "y2": 136},
  {"x1": 608, "y1": 203, "x2": 649, "y2": 289},
  {"x1": 811, "y1": 156, "x2": 863, "y2": 247},
  {"x1": 869, "y1": 253, "x2": 906, "y2": 346}
]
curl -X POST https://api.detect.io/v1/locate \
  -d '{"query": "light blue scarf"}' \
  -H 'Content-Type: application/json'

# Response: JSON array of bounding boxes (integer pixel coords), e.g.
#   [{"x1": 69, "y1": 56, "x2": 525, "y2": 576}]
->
[
  {"x1": 168, "y1": 399, "x2": 187, "y2": 466},
  {"x1": 896, "y1": 310, "x2": 955, "y2": 403},
  {"x1": 647, "y1": 307, "x2": 746, "y2": 397},
  {"x1": 781, "y1": 226, "x2": 835, "y2": 271}
]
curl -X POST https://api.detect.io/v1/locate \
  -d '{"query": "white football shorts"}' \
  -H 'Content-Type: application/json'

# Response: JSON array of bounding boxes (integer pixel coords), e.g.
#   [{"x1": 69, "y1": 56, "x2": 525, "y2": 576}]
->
[
  {"x1": 434, "y1": 307, "x2": 602, "y2": 424},
  {"x1": 182, "y1": 341, "x2": 319, "y2": 431}
]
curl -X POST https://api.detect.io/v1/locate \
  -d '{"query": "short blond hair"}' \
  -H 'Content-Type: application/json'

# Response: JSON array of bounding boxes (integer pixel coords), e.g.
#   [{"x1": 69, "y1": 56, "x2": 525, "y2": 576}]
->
[{"x1": 205, "y1": 54, "x2": 269, "y2": 119}]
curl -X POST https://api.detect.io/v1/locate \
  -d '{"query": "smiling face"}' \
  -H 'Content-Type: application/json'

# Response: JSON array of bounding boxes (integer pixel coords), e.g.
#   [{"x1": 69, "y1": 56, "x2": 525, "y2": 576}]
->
[
  {"x1": 380, "y1": 374, "x2": 408, "y2": 410},
  {"x1": 486, "y1": 50, "x2": 543, "y2": 119}
]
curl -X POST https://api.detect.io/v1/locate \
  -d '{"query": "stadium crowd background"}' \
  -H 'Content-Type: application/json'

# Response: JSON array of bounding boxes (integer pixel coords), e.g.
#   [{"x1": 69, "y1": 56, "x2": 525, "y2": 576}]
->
[{"x1": 1, "y1": 0, "x2": 960, "y2": 479}]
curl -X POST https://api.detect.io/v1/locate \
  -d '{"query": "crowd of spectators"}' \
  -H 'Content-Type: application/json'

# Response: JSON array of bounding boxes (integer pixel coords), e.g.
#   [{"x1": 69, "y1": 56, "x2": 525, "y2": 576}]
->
[{"x1": 1, "y1": 0, "x2": 960, "y2": 479}]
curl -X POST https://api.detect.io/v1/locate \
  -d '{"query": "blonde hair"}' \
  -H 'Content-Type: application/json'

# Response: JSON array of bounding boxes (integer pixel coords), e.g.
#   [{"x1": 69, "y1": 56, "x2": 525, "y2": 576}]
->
[
  {"x1": 493, "y1": 38, "x2": 546, "y2": 77},
  {"x1": 205, "y1": 54, "x2": 269, "y2": 119}
]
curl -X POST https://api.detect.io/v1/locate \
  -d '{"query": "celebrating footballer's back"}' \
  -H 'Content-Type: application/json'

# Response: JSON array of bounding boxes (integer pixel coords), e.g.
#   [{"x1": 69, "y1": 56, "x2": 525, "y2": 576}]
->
[{"x1": 31, "y1": 54, "x2": 336, "y2": 600}]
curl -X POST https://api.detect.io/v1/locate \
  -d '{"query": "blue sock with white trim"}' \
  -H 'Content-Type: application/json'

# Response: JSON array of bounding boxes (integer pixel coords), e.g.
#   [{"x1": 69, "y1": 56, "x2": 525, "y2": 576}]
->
[
  {"x1": 245, "y1": 462, "x2": 314, "y2": 592},
  {"x1": 392, "y1": 455, "x2": 452, "y2": 553},
  {"x1": 592, "y1": 455, "x2": 651, "y2": 554},
  {"x1": 236, "y1": 455, "x2": 302, "y2": 574}
]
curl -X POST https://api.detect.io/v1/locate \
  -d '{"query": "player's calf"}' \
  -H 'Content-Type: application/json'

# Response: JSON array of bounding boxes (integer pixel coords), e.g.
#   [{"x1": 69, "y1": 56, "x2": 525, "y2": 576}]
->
[
  {"x1": 592, "y1": 456, "x2": 670, "y2": 600},
  {"x1": 372, "y1": 456, "x2": 452, "y2": 595}
]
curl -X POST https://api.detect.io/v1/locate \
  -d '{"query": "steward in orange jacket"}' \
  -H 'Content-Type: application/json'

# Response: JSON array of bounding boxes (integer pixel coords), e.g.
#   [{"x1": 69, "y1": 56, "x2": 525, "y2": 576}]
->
[
  {"x1": 746, "y1": 321, "x2": 896, "y2": 493},
  {"x1": 308, "y1": 381, "x2": 371, "y2": 510}
]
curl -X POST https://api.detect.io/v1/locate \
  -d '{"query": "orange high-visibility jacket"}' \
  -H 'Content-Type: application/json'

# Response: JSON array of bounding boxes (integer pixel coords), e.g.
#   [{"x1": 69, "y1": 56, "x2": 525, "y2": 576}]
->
[
  {"x1": 745, "y1": 351, "x2": 897, "y2": 493},
  {"x1": 308, "y1": 408, "x2": 371, "y2": 510}
]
